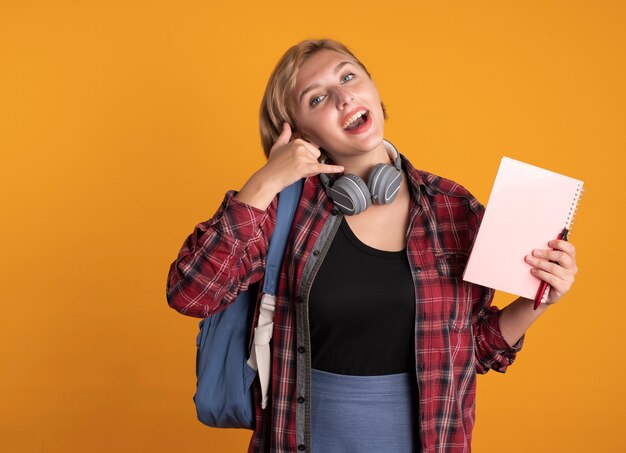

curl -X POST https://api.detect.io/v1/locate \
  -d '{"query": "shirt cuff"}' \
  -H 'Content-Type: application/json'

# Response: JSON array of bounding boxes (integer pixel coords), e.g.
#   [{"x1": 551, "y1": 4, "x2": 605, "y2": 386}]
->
[
  {"x1": 486, "y1": 310, "x2": 525, "y2": 353},
  {"x1": 208, "y1": 190, "x2": 272, "y2": 243}
]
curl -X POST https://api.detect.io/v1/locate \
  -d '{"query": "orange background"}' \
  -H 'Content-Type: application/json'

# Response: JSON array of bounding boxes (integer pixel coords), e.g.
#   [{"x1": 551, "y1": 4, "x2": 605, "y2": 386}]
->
[{"x1": 1, "y1": 1, "x2": 624, "y2": 452}]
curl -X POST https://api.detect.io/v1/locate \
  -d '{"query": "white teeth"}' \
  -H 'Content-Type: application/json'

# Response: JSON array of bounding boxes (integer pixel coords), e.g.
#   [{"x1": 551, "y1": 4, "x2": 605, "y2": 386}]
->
[{"x1": 343, "y1": 109, "x2": 367, "y2": 129}]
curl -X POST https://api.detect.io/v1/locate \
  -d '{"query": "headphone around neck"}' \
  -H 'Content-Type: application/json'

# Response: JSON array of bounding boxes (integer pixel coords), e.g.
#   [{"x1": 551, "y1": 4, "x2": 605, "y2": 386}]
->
[{"x1": 318, "y1": 140, "x2": 403, "y2": 216}]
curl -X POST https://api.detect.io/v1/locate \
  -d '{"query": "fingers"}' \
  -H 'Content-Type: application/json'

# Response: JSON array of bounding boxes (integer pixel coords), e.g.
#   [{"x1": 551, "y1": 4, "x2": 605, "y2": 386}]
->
[
  {"x1": 529, "y1": 267, "x2": 562, "y2": 288},
  {"x1": 530, "y1": 266, "x2": 575, "y2": 301},
  {"x1": 310, "y1": 163, "x2": 344, "y2": 176},
  {"x1": 549, "y1": 239, "x2": 576, "y2": 258},
  {"x1": 530, "y1": 268, "x2": 573, "y2": 302},
  {"x1": 526, "y1": 255, "x2": 569, "y2": 280},
  {"x1": 525, "y1": 241, "x2": 578, "y2": 304},
  {"x1": 271, "y1": 123, "x2": 321, "y2": 159},
  {"x1": 531, "y1": 249, "x2": 575, "y2": 270},
  {"x1": 291, "y1": 132, "x2": 321, "y2": 159},
  {"x1": 525, "y1": 249, "x2": 578, "y2": 277},
  {"x1": 273, "y1": 122, "x2": 292, "y2": 149},
  {"x1": 264, "y1": 124, "x2": 344, "y2": 189},
  {"x1": 299, "y1": 140, "x2": 321, "y2": 159},
  {"x1": 530, "y1": 240, "x2": 578, "y2": 272}
]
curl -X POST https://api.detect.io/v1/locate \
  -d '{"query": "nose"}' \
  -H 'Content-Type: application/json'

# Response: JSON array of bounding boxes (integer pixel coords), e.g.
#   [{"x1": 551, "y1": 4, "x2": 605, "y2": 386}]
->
[{"x1": 334, "y1": 87, "x2": 354, "y2": 110}]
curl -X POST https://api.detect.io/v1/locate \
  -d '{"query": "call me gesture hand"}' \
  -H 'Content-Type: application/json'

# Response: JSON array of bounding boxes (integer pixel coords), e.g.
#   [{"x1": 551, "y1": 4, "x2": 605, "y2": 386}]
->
[{"x1": 235, "y1": 123, "x2": 344, "y2": 211}]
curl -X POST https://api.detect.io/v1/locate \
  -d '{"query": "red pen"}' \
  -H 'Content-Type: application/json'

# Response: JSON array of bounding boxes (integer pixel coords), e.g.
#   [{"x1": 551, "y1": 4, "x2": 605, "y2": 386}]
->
[{"x1": 533, "y1": 227, "x2": 569, "y2": 309}]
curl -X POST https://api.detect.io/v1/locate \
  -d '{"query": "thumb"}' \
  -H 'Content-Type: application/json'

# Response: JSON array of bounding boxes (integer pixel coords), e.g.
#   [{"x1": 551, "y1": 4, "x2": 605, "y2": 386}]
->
[{"x1": 273, "y1": 122, "x2": 292, "y2": 148}]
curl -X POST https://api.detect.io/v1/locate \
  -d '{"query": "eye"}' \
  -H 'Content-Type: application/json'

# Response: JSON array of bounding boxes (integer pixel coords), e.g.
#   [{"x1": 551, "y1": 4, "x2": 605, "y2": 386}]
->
[
  {"x1": 310, "y1": 94, "x2": 326, "y2": 107},
  {"x1": 341, "y1": 73, "x2": 355, "y2": 84}
]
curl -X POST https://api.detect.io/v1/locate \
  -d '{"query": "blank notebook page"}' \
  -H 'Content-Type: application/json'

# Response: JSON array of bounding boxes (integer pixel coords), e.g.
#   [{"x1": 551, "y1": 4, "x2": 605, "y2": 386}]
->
[{"x1": 463, "y1": 157, "x2": 583, "y2": 299}]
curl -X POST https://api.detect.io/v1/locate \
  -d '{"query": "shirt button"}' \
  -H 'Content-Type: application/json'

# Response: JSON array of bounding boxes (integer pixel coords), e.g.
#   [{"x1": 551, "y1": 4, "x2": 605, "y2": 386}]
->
[
  {"x1": 297, "y1": 296, "x2": 304, "y2": 304},
  {"x1": 330, "y1": 208, "x2": 339, "y2": 216},
  {"x1": 298, "y1": 346, "x2": 306, "y2": 353},
  {"x1": 298, "y1": 445, "x2": 306, "y2": 451},
  {"x1": 297, "y1": 396, "x2": 306, "y2": 403},
  {"x1": 312, "y1": 250, "x2": 320, "y2": 256}
]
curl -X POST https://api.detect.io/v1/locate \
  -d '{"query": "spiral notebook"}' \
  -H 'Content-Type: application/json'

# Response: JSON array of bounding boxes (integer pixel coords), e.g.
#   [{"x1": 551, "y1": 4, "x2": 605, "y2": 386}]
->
[{"x1": 463, "y1": 157, "x2": 584, "y2": 299}]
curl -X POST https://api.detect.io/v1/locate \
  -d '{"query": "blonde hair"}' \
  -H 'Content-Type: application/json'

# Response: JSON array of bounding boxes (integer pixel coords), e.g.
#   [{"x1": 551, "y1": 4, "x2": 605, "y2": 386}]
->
[{"x1": 259, "y1": 39, "x2": 387, "y2": 158}]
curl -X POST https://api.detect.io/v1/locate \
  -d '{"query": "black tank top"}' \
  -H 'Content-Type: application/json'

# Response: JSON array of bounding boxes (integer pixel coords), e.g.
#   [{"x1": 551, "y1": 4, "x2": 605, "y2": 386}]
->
[{"x1": 309, "y1": 217, "x2": 416, "y2": 375}]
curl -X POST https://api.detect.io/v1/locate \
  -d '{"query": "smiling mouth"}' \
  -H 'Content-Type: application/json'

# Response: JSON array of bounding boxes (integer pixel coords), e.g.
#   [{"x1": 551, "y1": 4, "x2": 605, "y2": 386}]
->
[{"x1": 343, "y1": 109, "x2": 369, "y2": 131}]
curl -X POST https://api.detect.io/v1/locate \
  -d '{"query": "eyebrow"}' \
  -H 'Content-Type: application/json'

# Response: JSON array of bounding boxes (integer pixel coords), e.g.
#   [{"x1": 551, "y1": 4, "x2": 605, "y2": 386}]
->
[{"x1": 298, "y1": 61, "x2": 352, "y2": 104}]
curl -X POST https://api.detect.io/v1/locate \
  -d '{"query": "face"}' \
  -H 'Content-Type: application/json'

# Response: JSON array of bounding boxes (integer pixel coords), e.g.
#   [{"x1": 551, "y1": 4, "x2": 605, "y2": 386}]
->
[{"x1": 292, "y1": 49, "x2": 385, "y2": 160}]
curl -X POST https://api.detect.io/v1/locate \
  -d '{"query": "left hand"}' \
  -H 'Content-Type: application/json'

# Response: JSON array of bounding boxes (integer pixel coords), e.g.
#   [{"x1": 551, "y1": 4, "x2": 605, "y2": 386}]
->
[{"x1": 525, "y1": 240, "x2": 578, "y2": 304}]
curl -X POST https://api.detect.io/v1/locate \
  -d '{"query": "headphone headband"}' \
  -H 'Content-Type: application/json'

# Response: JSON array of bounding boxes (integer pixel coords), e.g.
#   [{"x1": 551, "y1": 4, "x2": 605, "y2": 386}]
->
[{"x1": 385, "y1": 140, "x2": 402, "y2": 171}]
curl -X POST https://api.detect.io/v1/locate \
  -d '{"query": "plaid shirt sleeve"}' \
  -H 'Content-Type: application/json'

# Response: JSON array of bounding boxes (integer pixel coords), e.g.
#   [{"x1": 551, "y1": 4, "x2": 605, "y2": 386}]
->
[
  {"x1": 473, "y1": 301, "x2": 524, "y2": 374},
  {"x1": 166, "y1": 190, "x2": 277, "y2": 318},
  {"x1": 468, "y1": 198, "x2": 524, "y2": 374}
]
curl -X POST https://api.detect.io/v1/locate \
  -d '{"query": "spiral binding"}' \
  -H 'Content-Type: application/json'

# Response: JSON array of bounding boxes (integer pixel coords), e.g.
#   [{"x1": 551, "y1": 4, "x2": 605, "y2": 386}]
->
[
  {"x1": 539, "y1": 183, "x2": 584, "y2": 304},
  {"x1": 565, "y1": 184, "x2": 585, "y2": 232}
]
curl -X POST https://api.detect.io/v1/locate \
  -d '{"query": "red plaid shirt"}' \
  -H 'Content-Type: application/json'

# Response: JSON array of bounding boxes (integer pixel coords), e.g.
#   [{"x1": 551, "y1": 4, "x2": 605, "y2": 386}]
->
[{"x1": 167, "y1": 155, "x2": 523, "y2": 452}]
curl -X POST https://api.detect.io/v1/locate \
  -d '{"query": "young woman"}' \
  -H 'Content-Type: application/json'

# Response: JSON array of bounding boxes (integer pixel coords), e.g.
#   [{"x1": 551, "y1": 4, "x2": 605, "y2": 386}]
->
[{"x1": 167, "y1": 39, "x2": 578, "y2": 453}]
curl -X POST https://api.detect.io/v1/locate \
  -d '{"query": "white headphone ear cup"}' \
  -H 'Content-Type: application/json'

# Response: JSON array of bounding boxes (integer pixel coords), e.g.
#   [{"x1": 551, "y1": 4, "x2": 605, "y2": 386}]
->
[
  {"x1": 329, "y1": 174, "x2": 371, "y2": 215},
  {"x1": 368, "y1": 164, "x2": 402, "y2": 205}
]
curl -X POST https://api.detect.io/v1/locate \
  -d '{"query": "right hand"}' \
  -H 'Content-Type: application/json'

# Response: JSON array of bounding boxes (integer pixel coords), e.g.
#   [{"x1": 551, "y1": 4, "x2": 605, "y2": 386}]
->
[
  {"x1": 262, "y1": 122, "x2": 344, "y2": 191},
  {"x1": 234, "y1": 123, "x2": 344, "y2": 210}
]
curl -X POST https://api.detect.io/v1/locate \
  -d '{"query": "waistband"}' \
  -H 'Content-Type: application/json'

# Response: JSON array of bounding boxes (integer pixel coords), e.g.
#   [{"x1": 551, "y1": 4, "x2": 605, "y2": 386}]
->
[{"x1": 311, "y1": 368, "x2": 414, "y2": 396}]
